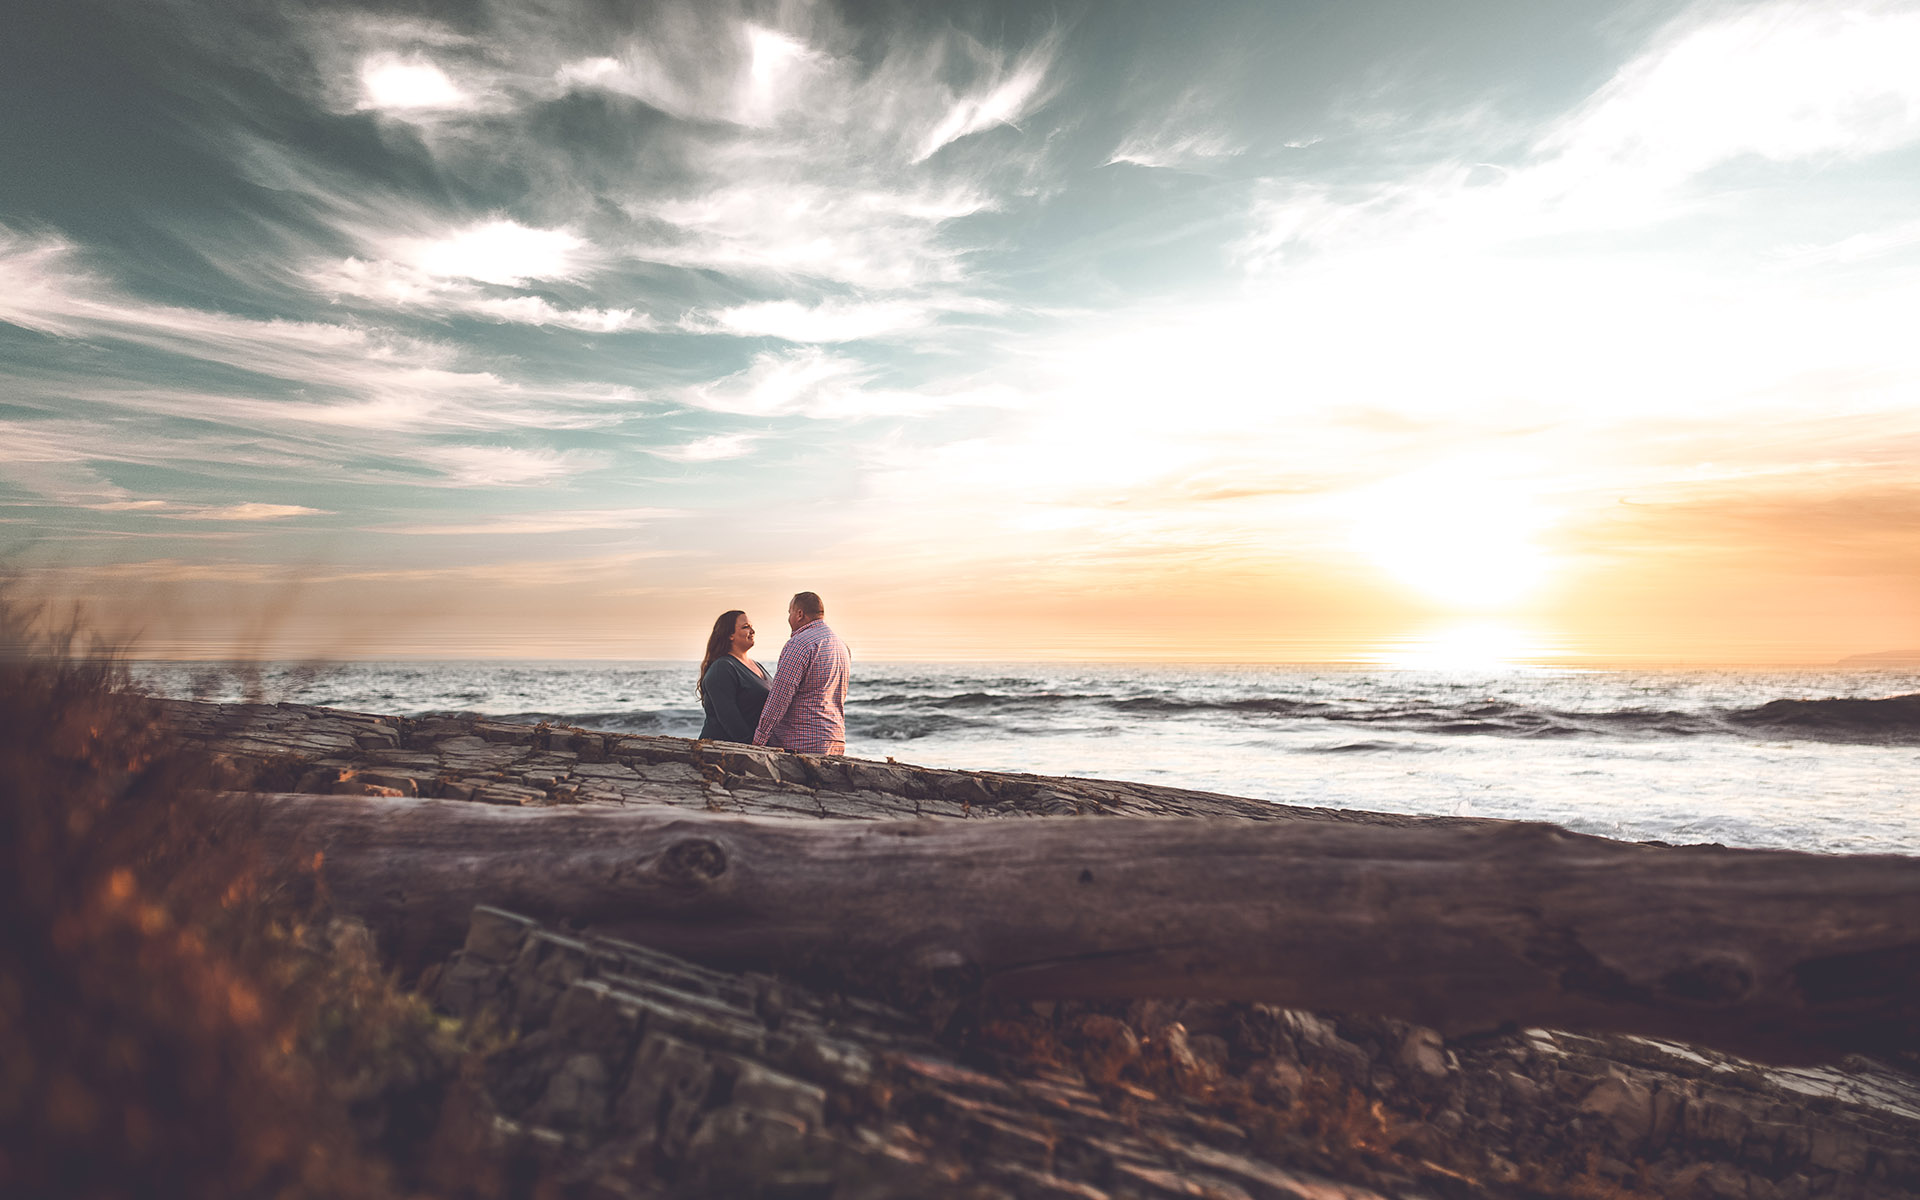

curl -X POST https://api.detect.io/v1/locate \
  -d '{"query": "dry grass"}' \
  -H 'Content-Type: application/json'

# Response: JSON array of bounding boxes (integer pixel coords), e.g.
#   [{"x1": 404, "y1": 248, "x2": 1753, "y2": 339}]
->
[{"x1": 0, "y1": 593, "x2": 486, "y2": 1198}]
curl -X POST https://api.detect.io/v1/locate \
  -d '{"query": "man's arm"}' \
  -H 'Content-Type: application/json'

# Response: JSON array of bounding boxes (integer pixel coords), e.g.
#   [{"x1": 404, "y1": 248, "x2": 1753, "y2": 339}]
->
[{"x1": 752, "y1": 640, "x2": 809, "y2": 745}]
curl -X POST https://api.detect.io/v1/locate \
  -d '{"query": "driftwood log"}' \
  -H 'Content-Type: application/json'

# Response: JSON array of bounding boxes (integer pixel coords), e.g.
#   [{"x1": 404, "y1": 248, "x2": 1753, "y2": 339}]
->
[{"x1": 244, "y1": 792, "x2": 1920, "y2": 1063}]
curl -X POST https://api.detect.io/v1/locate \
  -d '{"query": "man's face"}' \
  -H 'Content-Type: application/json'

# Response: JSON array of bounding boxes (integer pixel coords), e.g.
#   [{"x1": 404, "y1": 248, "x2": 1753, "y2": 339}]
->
[{"x1": 788, "y1": 603, "x2": 804, "y2": 631}]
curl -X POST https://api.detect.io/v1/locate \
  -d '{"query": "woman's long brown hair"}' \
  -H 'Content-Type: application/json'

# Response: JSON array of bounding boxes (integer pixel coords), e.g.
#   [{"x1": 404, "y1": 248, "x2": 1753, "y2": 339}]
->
[{"x1": 697, "y1": 610, "x2": 746, "y2": 699}]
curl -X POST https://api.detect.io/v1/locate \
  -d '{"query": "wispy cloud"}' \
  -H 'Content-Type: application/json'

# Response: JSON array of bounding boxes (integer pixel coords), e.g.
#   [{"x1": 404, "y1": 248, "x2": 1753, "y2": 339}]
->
[
  {"x1": 21, "y1": 0, "x2": 1920, "y2": 659},
  {"x1": 382, "y1": 507, "x2": 678, "y2": 535},
  {"x1": 1539, "y1": 3, "x2": 1920, "y2": 196},
  {"x1": 1106, "y1": 89, "x2": 1243, "y2": 170},
  {"x1": 1107, "y1": 131, "x2": 1241, "y2": 170},
  {"x1": 308, "y1": 251, "x2": 654, "y2": 332},
  {"x1": 1772, "y1": 217, "x2": 1920, "y2": 267},
  {"x1": 1239, "y1": 1, "x2": 1920, "y2": 264},
  {"x1": 677, "y1": 347, "x2": 965, "y2": 418},
  {"x1": 913, "y1": 38, "x2": 1057, "y2": 162},
  {"x1": 89, "y1": 501, "x2": 329, "y2": 521},
  {"x1": 264, "y1": 0, "x2": 1066, "y2": 298},
  {"x1": 687, "y1": 298, "x2": 933, "y2": 342},
  {"x1": 432, "y1": 445, "x2": 610, "y2": 487},
  {"x1": 651, "y1": 434, "x2": 758, "y2": 463},
  {"x1": 304, "y1": 218, "x2": 662, "y2": 330},
  {"x1": 1, "y1": 227, "x2": 642, "y2": 433}
]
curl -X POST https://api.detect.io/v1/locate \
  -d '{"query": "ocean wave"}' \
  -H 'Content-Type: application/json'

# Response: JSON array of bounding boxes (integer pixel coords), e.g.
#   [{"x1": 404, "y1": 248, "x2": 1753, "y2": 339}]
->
[
  {"x1": 846, "y1": 712, "x2": 997, "y2": 741},
  {"x1": 493, "y1": 692, "x2": 1920, "y2": 746},
  {"x1": 1096, "y1": 691, "x2": 1915, "y2": 744},
  {"x1": 857, "y1": 690, "x2": 1103, "y2": 711},
  {"x1": 1109, "y1": 696, "x2": 1339, "y2": 717},
  {"x1": 858, "y1": 676, "x2": 1048, "y2": 693},
  {"x1": 1726, "y1": 694, "x2": 1920, "y2": 741},
  {"x1": 1300, "y1": 740, "x2": 1441, "y2": 754},
  {"x1": 498, "y1": 710, "x2": 703, "y2": 734}
]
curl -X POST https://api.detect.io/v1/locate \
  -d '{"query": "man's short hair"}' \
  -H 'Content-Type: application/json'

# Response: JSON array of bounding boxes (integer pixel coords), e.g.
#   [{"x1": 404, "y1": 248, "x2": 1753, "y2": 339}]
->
[{"x1": 791, "y1": 591, "x2": 825, "y2": 619}]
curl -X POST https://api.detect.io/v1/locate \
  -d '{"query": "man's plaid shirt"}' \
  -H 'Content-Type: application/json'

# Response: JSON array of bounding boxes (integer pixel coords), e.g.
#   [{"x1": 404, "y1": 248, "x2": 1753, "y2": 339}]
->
[{"x1": 752, "y1": 619, "x2": 851, "y2": 754}]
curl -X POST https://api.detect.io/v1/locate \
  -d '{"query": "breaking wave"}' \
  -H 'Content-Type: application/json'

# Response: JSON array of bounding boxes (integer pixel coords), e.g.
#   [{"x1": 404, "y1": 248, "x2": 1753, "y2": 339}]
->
[{"x1": 1726, "y1": 694, "x2": 1920, "y2": 741}]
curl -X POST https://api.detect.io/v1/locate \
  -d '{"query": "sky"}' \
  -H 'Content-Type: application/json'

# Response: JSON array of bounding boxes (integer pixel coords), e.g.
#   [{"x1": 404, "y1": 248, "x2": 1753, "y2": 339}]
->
[{"x1": 3, "y1": 0, "x2": 1918, "y2": 664}]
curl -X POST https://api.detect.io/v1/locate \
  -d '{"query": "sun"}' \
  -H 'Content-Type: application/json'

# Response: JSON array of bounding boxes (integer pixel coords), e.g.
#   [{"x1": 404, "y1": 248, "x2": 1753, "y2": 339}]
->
[
  {"x1": 1344, "y1": 462, "x2": 1556, "y2": 609},
  {"x1": 1364, "y1": 623, "x2": 1556, "y2": 670}
]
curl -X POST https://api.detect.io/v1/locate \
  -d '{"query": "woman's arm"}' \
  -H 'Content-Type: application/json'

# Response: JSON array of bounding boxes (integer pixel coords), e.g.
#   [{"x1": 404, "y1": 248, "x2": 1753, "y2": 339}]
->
[{"x1": 702, "y1": 660, "x2": 751, "y2": 742}]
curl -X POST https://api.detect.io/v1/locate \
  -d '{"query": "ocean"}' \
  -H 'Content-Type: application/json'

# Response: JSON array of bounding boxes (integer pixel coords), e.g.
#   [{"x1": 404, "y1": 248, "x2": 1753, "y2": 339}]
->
[{"x1": 131, "y1": 661, "x2": 1920, "y2": 856}]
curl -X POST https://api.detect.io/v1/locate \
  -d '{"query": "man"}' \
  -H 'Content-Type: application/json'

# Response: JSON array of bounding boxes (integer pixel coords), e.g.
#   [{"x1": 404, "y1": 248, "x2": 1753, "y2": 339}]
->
[{"x1": 752, "y1": 591, "x2": 852, "y2": 755}]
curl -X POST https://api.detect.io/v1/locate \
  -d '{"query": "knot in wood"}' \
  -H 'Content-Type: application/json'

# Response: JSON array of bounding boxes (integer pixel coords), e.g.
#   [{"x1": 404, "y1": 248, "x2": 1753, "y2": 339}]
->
[{"x1": 661, "y1": 837, "x2": 729, "y2": 886}]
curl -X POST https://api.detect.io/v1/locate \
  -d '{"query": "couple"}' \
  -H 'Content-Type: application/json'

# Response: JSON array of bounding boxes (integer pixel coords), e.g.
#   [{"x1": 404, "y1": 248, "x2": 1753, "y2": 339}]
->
[{"x1": 697, "y1": 591, "x2": 852, "y2": 755}]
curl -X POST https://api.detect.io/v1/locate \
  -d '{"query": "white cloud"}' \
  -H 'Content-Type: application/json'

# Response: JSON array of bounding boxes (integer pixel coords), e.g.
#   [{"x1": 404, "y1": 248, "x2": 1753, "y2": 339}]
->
[
  {"x1": 308, "y1": 252, "x2": 651, "y2": 331},
  {"x1": 297, "y1": 15, "x2": 502, "y2": 122},
  {"x1": 694, "y1": 298, "x2": 931, "y2": 342},
  {"x1": 681, "y1": 347, "x2": 867, "y2": 417},
  {"x1": 433, "y1": 445, "x2": 609, "y2": 487},
  {"x1": 1240, "y1": 3, "x2": 1920, "y2": 263},
  {"x1": 0, "y1": 229, "x2": 91, "y2": 336},
  {"x1": 914, "y1": 52, "x2": 1052, "y2": 161},
  {"x1": 679, "y1": 347, "x2": 1008, "y2": 419},
  {"x1": 1107, "y1": 131, "x2": 1241, "y2": 170},
  {"x1": 1544, "y1": 3, "x2": 1920, "y2": 189},
  {"x1": 631, "y1": 180, "x2": 991, "y2": 289},
  {"x1": 0, "y1": 228, "x2": 640, "y2": 434},
  {"x1": 464, "y1": 296, "x2": 649, "y2": 331},
  {"x1": 740, "y1": 25, "x2": 816, "y2": 126},
  {"x1": 651, "y1": 434, "x2": 757, "y2": 463},
  {"x1": 539, "y1": 15, "x2": 1060, "y2": 287},
  {"x1": 359, "y1": 54, "x2": 469, "y2": 111},
  {"x1": 1106, "y1": 90, "x2": 1243, "y2": 170},
  {"x1": 91, "y1": 500, "x2": 329, "y2": 521},
  {"x1": 1774, "y1": 217, "x2": 1920, "y2": 266},
  {"x1": 405, "y1": 220, "x2": 585, "y2": 285}
]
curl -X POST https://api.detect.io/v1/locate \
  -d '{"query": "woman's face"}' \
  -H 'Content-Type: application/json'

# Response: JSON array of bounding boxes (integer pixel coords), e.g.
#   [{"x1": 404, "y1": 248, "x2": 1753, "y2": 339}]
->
[{"x1": 730, "y1": 613, "x2": 755, "y2": 653}]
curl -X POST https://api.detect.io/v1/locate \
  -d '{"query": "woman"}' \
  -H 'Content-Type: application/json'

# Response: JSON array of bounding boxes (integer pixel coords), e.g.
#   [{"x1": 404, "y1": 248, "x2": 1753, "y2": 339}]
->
[{"x1": 697, "y1": 609, "x2": 772, "y2": 743}]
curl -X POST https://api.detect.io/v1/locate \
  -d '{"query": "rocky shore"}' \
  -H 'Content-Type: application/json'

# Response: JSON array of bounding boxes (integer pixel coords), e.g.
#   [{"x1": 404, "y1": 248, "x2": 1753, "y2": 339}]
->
[{"x1": 162, "y1": 699, "x2": 1920, "y2": 1199}]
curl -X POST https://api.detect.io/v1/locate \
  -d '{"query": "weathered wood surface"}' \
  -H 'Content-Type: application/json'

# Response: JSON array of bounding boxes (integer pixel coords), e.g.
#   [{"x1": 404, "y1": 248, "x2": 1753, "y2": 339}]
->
[{"x1": 241, "y1": 792, "x2": 1920, "y2": 1062}]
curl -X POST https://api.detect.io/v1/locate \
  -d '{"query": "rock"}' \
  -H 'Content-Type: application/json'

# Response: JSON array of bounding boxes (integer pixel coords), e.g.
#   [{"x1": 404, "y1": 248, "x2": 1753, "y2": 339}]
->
[
  {"x1": 1247, "y1": 1057, "x2": 1305, "y2": 1106},
  {"x1": 1578, "y1": 1076, "x2": 1655, "y2": 1147},
  {"x1": 435, "y1": 907, "x2": 1405, "y2": 1199},
  {"x1": 475, "y1": 721, "x2": 535, "y2": 745},
  {"x1": 1162, "y1": 1023, "x2": 1222, "y2": 1095},
  {"x1": 331, "y1": 779, "x2": 406, "y2": 797},
  {"x1": 525, "y1": 1052, "x2": 611, "y2": 1133},
  {"x1": 1066, "y1": 1014, "x2": 1140, "y2": 1085},
  {"x1": 463, "y1": 906, "x2": 538, "y2": 964},
  {"x1": 1395, "y1": 1026, "x2": 1449, "y2": 1081}
]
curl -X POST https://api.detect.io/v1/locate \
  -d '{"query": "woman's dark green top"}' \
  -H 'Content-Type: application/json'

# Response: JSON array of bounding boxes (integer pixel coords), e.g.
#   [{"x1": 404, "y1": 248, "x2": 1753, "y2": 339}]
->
[{"x1": 699, "y1": 655, "x2": 772, "y2": 743}]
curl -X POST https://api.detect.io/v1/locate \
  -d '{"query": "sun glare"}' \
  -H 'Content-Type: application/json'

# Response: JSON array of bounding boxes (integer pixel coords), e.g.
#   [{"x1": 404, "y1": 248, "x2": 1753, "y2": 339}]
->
[
  {"x1": 1364, "y1": 623, "x2": 1553, "y2": 671},
  {"x1": 1344, "y1": 463, "x2": 1556, "y2": 609}
]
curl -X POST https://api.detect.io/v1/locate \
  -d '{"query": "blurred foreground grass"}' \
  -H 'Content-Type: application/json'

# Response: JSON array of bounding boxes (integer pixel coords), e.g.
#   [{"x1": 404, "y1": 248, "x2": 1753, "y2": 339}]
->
[{"x1": 0, "y1": 592, "x2": 501, "y2": 1198}]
